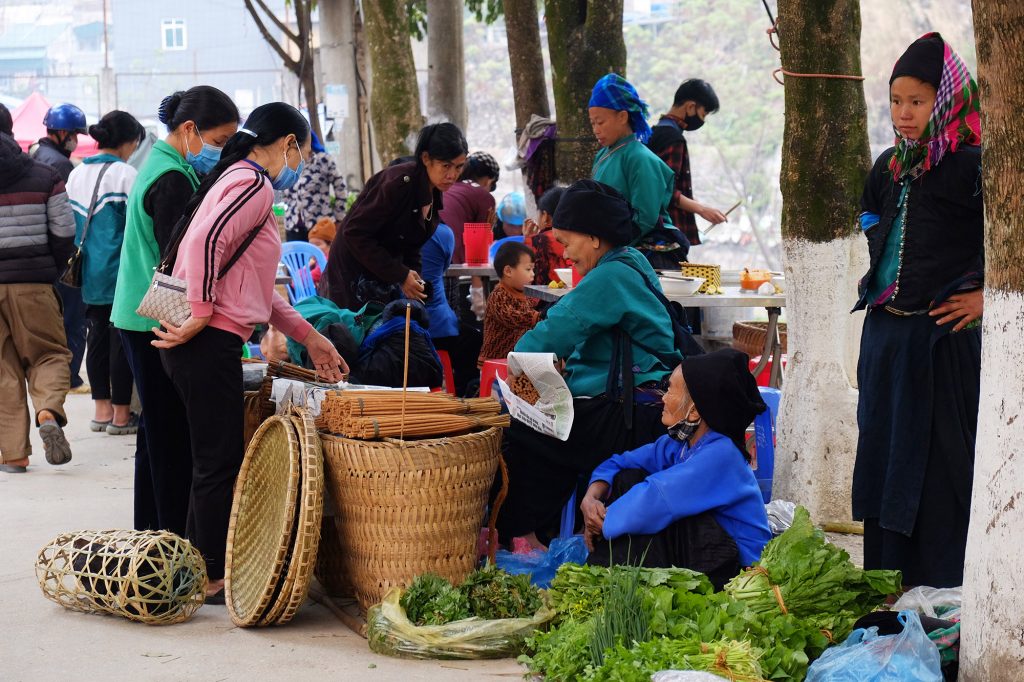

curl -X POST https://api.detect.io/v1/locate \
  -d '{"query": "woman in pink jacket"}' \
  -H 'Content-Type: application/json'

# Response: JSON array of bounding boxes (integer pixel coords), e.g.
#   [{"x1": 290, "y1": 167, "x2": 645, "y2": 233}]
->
[{"x1": 152, "y1": 102, "x2": 346, "y2": 602}]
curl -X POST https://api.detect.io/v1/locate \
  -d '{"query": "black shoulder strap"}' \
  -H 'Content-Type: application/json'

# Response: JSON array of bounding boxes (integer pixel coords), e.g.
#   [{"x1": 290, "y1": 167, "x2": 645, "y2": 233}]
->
[
  {"x1": 77, "y1": 162, "x2": 114, "y2": 248},
  {"x1": 157, "y1": 167, "x2": 269, "y2": 275}
]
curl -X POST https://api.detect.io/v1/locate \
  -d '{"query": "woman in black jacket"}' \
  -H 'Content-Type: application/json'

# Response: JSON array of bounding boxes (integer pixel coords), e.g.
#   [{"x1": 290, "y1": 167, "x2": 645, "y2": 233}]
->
[{"x1": 324, "y1": 123, "x2": 468, "y2": 311}]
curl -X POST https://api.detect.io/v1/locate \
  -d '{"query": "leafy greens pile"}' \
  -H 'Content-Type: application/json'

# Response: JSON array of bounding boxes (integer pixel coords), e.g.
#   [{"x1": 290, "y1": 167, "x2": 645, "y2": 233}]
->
[
  {"x1": 399, "y1": 565, "x2": 544, "y2": 627},
  {"x1": 522, "y1": 506, "x2": 903, "y2": 682}
]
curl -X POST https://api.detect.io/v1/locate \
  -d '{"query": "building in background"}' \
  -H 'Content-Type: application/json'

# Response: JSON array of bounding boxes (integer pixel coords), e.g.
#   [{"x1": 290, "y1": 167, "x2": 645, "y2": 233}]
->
[{"x1": 110, "y1": 0, "x2": 291, "y2": 119}]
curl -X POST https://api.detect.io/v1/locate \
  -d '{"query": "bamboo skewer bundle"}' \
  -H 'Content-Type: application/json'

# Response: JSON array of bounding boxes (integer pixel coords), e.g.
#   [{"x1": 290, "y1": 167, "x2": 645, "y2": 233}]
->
[{"x1": 341, "y1": 413, "x2": 510, "y2": 440}]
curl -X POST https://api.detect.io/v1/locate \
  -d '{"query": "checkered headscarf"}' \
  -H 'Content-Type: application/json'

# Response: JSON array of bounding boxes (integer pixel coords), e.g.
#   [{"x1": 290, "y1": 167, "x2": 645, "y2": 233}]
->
[{"x1": 889, "y1": 33, "x2": 981, "y2": 182}]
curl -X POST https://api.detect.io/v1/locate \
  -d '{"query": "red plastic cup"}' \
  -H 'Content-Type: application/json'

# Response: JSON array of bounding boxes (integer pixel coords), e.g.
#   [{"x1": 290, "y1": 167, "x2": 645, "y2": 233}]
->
[{"x1": 463, "y1": 223, "x2": 493, "y2": 265}]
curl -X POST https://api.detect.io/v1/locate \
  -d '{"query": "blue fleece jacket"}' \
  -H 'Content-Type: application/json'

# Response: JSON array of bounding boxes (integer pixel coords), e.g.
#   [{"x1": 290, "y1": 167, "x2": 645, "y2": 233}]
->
[{"x1": 590, "y1": 430, "x2": 771, "y2": 566}]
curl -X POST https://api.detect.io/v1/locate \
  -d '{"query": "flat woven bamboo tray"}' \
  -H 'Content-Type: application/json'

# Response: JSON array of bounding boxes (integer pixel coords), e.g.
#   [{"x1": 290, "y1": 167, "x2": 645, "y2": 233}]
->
[
  {"x1": 36, "y1": 529, "x2": 206, "y2": 625},
  {"x1": 262, "y1": 410, "x2": 324, "y2": 625},
  {"x1": 321, "y1": 427, "x2": 503, "y2": 611},
  {"x1": 225, "y1": 416, "x2": 301, "y2": 627}
]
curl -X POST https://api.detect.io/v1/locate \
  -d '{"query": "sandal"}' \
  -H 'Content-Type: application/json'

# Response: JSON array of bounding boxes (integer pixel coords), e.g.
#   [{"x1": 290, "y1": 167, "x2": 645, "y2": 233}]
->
[
  {"x1": 205, "y1": 588, "x2": 226, "y2": 605},
  {"x1": 90, "y1": 419, "x2": 112, "y2": 432},
  {"x1": 106, "y1": 413, "x2": 140, "y2": 436},
  {"x1": 0, "y1": 464, "x2": 27, "y2": 473}
]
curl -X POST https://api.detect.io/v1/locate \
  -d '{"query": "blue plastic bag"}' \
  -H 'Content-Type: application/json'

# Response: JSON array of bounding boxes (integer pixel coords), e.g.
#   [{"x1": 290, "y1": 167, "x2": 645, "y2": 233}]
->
[
  {"x1": 806, "y1": 610, "x2": 942, "y2": 682},
  {"x1": 494, "y1": 536, "x2": 588, "y2": 588}
]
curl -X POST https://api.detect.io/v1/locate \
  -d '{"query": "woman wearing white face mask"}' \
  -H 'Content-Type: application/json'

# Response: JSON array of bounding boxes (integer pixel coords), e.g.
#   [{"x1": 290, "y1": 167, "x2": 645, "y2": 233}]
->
[
  {"x1": 151, "y1": 102, "x2": 347, "y2": 602},
  {"x1": 580, "y1": 349, "x2": 771, "y2": 589}
]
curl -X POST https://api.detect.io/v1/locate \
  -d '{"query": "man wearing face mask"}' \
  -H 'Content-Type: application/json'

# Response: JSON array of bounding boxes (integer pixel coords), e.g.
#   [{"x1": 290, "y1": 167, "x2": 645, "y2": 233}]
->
[
  {"x1": 581, "y1": 349, "x2": 771, "y2": 589},
  {"x1": 32, "y1": 103, "x2": 89, "y2": 391},
  {"x1": 647, "y1": 79, "x2": 728, "y2": 253}
]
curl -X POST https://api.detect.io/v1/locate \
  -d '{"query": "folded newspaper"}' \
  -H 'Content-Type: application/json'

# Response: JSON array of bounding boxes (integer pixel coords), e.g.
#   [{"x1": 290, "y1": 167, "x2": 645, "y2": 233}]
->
[{"x1": 496, "y1": 352, "x2": 574, "y2": 441}]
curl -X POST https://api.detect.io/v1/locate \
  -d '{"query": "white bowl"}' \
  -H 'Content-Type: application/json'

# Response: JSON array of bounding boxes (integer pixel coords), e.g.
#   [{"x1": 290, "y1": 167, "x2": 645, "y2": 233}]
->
[
  {"x1": 658, "y1": 274, "x2": 705, "y2": 297},
  {"x1": 554, "y1": 268, "x2": 574, "y2": 287}
]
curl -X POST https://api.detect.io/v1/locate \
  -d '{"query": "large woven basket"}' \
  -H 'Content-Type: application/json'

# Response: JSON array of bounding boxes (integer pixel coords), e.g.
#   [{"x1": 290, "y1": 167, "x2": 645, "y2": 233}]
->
[
  {"x1": 321, "y1": 428, "x2": 502, "y2": 611},
  {"x1": 732, "y1": 320, "x2": 788, "y2": 357}
]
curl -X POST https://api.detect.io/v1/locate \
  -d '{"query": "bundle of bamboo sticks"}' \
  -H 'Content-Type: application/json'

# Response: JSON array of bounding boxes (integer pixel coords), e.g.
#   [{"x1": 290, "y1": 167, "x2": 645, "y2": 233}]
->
[
  {"x1": 340, "y1": 413, "x2": 510, "y2": 440},
  {"x1": 319, "y1": 391, "x2": 503, "y2": 437}
]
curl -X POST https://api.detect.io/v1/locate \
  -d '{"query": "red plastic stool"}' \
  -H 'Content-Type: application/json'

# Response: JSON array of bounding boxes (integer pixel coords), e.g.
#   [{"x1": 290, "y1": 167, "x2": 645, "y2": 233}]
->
[
  {"x1": 435, "y1": 349, "x2": 456, "y2": 394},
  {"x1": 748, "y1": 354, "x2": 787, "y2": 387},
  {"x1": 479, "y1": 359, "x2": 509, "y2": 398}
]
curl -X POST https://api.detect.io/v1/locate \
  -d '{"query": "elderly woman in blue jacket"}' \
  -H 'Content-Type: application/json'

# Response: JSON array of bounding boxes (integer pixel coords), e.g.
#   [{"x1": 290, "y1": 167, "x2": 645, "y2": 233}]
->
[{"x1": 582, "y1": 348, "x2": 772, "y2": 589}]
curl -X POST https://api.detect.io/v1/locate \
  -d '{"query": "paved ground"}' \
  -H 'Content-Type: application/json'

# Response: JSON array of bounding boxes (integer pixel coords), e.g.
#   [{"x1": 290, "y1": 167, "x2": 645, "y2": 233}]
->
[{"x1": 0, "y1": 394, "x2": 524, "y2": 682}]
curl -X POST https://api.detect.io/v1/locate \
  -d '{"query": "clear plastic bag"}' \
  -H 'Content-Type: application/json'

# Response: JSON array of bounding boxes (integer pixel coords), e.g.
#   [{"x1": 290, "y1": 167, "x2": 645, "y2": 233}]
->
[
  {"x1": 805, "y1": 610, "x2": 942, "y2": 681},
  {"x1": 892, "y1": 586, "x2": 962, "y2": 619},
  {"x1": 495, "y1": 535, "x2": 588, "y2": 588},
  {"x1": 367, "y1": 588, "x2": 555, "y2": 660}
]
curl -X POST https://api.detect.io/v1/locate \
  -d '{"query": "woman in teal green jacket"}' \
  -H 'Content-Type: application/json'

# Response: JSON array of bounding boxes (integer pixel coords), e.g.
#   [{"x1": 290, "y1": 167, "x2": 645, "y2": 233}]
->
[{"x1": 496, "y1": 180, "x2": 686, "y2": 548}]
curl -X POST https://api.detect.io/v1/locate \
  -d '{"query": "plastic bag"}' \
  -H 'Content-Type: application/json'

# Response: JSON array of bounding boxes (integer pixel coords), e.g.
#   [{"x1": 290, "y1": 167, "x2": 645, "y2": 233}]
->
[
  {"x1": 495, "y1": 536, "x2": 588, "y2": 588},
  {"x1": 652, "y1": 672, "x2": 730, "y2": 681},
  {"x1": 766, "y1": 499, "x2": 797, "y2": 535},
  {"x1": 893, "y1": 586, "x2": 962, "y2": 619},
  {"x1": 367, "y1": 587, "x2": 555, "y2": 660},
  {"x1": 805, "y1": 610, "x2": 942, "y2": 681}
]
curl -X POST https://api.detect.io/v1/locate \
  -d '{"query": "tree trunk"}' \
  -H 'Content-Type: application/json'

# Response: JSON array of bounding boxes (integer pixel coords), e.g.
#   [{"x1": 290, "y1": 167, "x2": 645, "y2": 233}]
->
[
  {"x1": 959, "y1": 3, "x2": 1024, "y2": 679},
  {"x1": 771, "y1": 0, "x2": 872, "y2": 524},
  {"x1": 426, "y1": 0, "x2": 467, "y2": 130},
  {"x1": 319, "y1": 0, "x2": 364, "y2": 186},
  {"x1": 362, "y1": 0, "x2": 424, "y2": 164},
  {"x1": 544, "y1": 0, "x2": 626, "y2": 182},
  {"x1": 503, "y1": 0, "x2": 550, "y2": 130}
]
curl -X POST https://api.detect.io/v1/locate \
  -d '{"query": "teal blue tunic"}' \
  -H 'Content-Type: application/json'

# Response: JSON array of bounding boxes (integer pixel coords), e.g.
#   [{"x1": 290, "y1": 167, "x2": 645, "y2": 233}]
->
[
  {"x1": 515, "y1": 247, "x2": 681, "y2": 397},
  {"x1": 592, "y1": 135, "x2": 677, "y2": 243}
]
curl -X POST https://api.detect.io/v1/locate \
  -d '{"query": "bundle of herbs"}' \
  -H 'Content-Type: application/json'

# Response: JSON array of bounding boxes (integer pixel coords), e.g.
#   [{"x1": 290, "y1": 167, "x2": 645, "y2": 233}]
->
[
  {"x1": 460, "y1": 563, "x2": 543, "y2": 620},
  {"x1": 587, "y1": 638, "x2": 765, "y2": 682},
  {"x1": 399, "y1": 566, "x2": 544, "y2": 627},
  {"x1": 400, "y1": 574, "x2": 470, "y2": 626},
  {"x1": 725, "y1": 506, "x2": 902, "y2": 641}
]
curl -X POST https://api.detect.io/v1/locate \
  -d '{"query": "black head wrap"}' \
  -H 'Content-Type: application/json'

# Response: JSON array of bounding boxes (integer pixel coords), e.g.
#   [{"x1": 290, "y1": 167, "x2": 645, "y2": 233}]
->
[
  {"x1": 551, "y1": 179, "x2": 639, "y2": 247},
  {"x1": 890, "y1": 33, "x2": 945, "y2": 89},
  {"x1": 681, "y1": 348, "x2": 766, "y2": 456}
]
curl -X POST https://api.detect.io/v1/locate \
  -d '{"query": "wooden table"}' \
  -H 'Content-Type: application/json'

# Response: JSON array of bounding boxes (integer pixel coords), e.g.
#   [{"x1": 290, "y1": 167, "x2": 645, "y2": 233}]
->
[{"x1": 524, "y1": 284, "x2": 788, "y2": 388}]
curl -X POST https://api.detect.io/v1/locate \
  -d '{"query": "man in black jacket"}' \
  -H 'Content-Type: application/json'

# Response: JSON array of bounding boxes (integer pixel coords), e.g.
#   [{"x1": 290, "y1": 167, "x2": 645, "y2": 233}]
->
[
  {"x1": 30, "y1": 102, "x2": 88, "y2": 390},
  {"x1": 0, "y1": 133, "x2": 76, "y2": 472}
]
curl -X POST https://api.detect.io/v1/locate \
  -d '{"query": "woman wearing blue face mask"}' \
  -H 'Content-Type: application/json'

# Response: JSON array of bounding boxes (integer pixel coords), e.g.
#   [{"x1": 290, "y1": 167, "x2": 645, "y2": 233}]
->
[
  {"x1": 112, "y1": 85, "x2": 238, "y2": 539},
  {"x1": 152, "y1": 102, "x2": 346, "y2": 602}
]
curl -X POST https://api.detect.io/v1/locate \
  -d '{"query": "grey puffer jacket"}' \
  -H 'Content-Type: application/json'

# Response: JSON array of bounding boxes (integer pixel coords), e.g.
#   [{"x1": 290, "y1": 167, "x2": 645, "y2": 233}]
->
[{"x1": 0, "y1": 134, "x2": 76, "y2": 284}]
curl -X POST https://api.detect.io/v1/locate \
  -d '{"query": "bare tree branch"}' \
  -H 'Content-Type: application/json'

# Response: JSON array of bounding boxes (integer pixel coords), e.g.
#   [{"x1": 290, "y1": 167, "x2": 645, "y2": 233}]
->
[
  {"x1": 253, "y1": 0, "x2": 299, "y2": 44},
  {"x1": 244, "y1": 0, "x2": 299, "y2": 72}
]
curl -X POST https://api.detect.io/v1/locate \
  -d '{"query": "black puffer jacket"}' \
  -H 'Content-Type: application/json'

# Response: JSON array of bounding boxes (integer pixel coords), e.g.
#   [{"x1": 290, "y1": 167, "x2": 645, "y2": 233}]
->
[
  {"x1": 30, "y1": 137, "x2": 74, "y2": 182},
  {"x1": 0, "y1": 134, "x2": 76, "y2": 284}
]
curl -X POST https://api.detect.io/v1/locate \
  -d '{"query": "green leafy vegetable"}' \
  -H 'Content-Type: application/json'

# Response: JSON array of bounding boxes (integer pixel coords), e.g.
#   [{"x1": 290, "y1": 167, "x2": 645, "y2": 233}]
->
[
  {"x1": 519, "y1": 617, "x2": 595, "y2": 681},
  {"x1": 586, "y1": 567, "x2": 651, "y2": 670},
  {"x1": 400, "y1": 574, "x2": 470, "y2": 626},
  {"x1": 586, "y1": 638, "x2": 764, "y2": 682},
  {"x1": 725, "y1": 506, "x2": 902, "y2": 641},
  {"x1": 460, "y1": 563, "x2": 542, "y2": 620}
]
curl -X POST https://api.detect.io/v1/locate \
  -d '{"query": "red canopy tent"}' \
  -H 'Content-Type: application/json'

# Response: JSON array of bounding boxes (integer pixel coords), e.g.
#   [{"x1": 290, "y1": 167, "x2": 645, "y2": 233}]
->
[{"x1": 11, "y1": 92, "x2": 98, "y2": 160}]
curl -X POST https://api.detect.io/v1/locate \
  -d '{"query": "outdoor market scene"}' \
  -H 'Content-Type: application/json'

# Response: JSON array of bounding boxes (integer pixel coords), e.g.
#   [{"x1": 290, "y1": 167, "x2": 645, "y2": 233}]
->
[{"x1": 2, "y1": 0, "x2": 1024, "y2": 680}]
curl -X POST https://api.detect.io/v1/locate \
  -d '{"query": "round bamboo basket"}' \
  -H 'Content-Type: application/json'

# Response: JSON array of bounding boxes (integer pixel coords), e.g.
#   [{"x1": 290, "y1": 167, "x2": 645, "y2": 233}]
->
[
  {"x1": 321, "y1": 428, "x2": 502, "y2": 611},
  {"x1": 225, "y1": 416, "x2": 301, "y2": 627},
  {"x1": 732, "y1": 320, "x2": 789, "y2": 357}
]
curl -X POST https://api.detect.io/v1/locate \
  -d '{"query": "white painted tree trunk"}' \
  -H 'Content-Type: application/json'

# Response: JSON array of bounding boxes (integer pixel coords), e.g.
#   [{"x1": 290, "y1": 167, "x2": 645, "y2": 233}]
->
[
  {"x1": 772, "y1": 235, "x2": 867, "y2": 523},
  {"x1": 959, "y1": 291, "x2": 1024, "y2": 680}
]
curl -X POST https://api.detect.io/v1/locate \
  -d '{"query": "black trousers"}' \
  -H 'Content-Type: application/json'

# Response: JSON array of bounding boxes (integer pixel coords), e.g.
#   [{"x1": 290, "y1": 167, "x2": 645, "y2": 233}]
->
[
  {"x1": 432, "y1": 323, "x2": 483, "y2": 397},
  {"x1": 495, "y1": 396, "x2": 667, "y2": 546},
  {"x1": 588, "y1": 468, "x2": 741, "y2": 590},
  {"x1": 120, "y1": 330, "x2": 192, "y2": 536},
  {"x1": 85, "y1": 305, "x2": 134, "y2": 404},
  {"x1": 160, "y1": 326, "x2": 244, "y2": 581}
]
